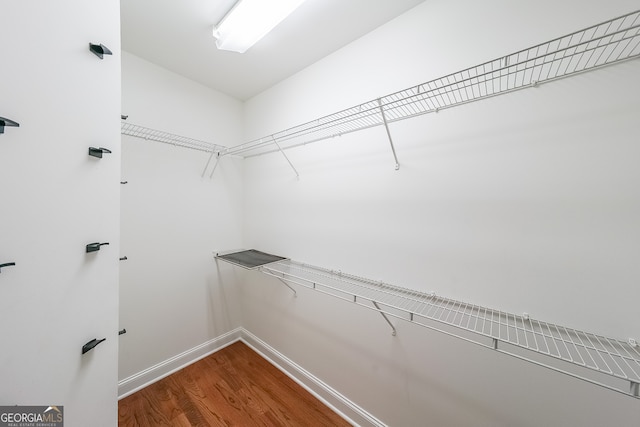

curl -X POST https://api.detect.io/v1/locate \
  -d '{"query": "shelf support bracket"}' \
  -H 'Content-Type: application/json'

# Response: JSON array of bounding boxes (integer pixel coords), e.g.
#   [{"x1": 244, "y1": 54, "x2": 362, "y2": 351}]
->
[
  {"x1": 202, "y1": 149, "x2": 220, "y2": 178},
  {"x1": 272, "y1": 136, "x2": 299, "y2": 179},
  {"x1": 202, "y1": 150, "x2": 221, "y2": 179},
  {"x1": 208, "y1": 152, "x2": 222, "y2": 179},
  {"x1": 377, "y1": 98, "x2": 400, "y2": 171},
  {"x1": 201, "y1": 149, "x2": 215, "y2": 177},
  {"x1": 631, "y1": 381, "x2": 639, "y2": 397},
  {"x1": 372, "y1": 301, "x2": 396, "y2": 336},
  {"x1": 276, "y1": 278, "x2": 297, "y2": 297},
  {"x1": 257, "y1": 266, "x2": 297, "y2": 296}
]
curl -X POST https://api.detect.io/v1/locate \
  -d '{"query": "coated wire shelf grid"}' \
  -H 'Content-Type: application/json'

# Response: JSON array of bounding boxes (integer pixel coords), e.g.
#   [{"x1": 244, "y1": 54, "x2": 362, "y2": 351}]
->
[
  {"x1": 260, "y1": 259, "x2": 640, "y2": 397},
  {"x1": 223, "y1": 10, "x2": 640, "y2": 158},
  {"x1": 121, "y1": 122, "x2": 227, "y2": 153}
]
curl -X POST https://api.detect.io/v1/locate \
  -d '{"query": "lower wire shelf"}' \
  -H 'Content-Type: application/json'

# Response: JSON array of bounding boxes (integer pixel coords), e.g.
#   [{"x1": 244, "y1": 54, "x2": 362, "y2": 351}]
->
[{"x1": 252, "y1": 258, "x2": 640, "y2": 398}]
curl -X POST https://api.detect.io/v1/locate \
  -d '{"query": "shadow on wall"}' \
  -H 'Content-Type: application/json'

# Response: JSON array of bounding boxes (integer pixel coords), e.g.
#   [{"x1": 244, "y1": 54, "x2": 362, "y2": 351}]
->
[
  {"x1": 238, "y1": 275, "x2": 526, "y2": 427},
  {"x1": 207, "y1": 259, "x2": 244, "y2": 337}
]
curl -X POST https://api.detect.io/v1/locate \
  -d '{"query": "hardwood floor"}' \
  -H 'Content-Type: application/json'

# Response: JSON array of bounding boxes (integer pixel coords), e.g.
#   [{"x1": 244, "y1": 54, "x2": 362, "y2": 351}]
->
[{"x1": 118, "y1": 341, "x2": 351, "y2": 426}]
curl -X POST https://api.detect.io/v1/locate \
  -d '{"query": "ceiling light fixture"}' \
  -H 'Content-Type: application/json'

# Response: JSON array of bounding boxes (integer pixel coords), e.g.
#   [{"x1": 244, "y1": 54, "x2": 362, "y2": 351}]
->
[{"x1": 213, "y1": 0, "x2": 307, "y2": 53}]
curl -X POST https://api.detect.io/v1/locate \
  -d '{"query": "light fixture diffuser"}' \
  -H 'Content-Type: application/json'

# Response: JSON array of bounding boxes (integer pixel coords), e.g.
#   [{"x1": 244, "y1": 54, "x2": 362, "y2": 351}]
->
[{"x1": 213, "y1": 0, "x2": 307, "y2": 53}]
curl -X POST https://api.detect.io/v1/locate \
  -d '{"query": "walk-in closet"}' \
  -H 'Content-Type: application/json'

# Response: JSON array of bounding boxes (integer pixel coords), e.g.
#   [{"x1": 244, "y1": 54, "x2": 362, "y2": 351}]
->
[{"x1": 2, "y1": 1, "x2": 639, "y2": 426}]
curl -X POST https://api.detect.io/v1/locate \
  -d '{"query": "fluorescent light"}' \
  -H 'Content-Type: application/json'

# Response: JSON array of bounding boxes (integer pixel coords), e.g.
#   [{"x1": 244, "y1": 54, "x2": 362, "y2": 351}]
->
[{"x1": 213, "y1": 0, "x2": 306, "y2": 53}]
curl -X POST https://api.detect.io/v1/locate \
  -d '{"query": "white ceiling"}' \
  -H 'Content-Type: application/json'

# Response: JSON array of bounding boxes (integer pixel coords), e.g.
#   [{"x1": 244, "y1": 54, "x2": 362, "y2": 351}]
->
[{"x1": 121, "y1": 0, "x2": 425, "y2": 101}]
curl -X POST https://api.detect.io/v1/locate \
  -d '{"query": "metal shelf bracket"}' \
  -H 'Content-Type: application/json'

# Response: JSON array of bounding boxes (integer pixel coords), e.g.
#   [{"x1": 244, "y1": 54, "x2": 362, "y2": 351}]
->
[
  {"x1": 272, "y1": 136, "x2": 300, "y2": 179},
  {"x1": 208, "y1": 152, "x2": 222, "y2": 179},
  {"x1": 202, "y1": 150, "x2": 218, "y2": 178},
  {"x1": 276, "y1": 277, "x2": 297, "y2": 297},
  {"x1": 372, "y1": 300, "x2": 397, "y2": 336},
  {"x1": 377, "y1": 98, "x2": 400, "y2": 171},
  {"x1": 631, "y1": 382, "x2": 639, "y2": 397}
]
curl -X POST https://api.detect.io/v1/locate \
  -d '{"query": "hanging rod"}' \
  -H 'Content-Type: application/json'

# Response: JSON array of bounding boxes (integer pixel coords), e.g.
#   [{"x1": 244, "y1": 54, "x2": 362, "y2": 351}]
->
[
  {"x1": 121, "y1": 121, "x2": 227, "y2": 154},
  {"x1": 221, "y1": 9, "x2": 640, "y2": 159},
  {"x1": 257, "y1": 258, "x2": 640, "y2": 399}
]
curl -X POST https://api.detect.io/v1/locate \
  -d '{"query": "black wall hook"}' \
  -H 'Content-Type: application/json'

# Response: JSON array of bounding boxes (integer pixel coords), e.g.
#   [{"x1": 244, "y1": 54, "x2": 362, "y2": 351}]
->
[
  {"x1": 89, "y1": 43, "x2": 112, "y2": 59},
  {"x1": 0, "y1": 117, "x2": 19, "y2": 134},
  {"x1": 88, "y1": 147, "x2": 112, "y2": 158},
  {"x1": 120, "y1": 181, "x2": 128, "y2": 185},
  {"x1": 0, "y1": 262, "x2": 16, "y2": 273},
  {"x1": 86, "y1": 242, "x2": 109, "y2": 253},
  {"x1": 118, "y1": 329, "x2": 127, "y2": 336},
  {"x1": 82, "y1": 338, "x2": 106, "y2": 354},
  {"x1": 119, "y1": 256, "x2": 128, "y2": 261}
]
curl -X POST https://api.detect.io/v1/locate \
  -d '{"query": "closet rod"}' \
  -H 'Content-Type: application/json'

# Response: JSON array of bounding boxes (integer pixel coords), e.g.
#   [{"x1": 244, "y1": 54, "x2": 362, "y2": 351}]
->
[{"x1": 220, "y1": 9, "x2": 640, "y2": 159}]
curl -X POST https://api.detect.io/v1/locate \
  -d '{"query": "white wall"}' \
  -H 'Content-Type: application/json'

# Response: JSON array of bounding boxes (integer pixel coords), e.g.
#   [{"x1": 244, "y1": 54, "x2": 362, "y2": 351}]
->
[
  {"x1": 242, "y1": 0, "x2": 640, "y2": 425},
  {"x1": 119, "y1": 53, "x2": 245, "y2": 386},
  {"x1": 0, "y1": 1, "x2": 121, "y2": 426}
]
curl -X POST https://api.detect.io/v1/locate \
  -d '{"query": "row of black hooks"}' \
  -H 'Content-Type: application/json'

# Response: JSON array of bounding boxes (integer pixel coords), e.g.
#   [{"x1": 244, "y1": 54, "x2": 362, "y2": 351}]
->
[
  {"x1": 83, "y1": 41, "x2": 119, "y2": 355},
  {"x1": 3, "y1": 40, "x2": 121, "y2": 356}
]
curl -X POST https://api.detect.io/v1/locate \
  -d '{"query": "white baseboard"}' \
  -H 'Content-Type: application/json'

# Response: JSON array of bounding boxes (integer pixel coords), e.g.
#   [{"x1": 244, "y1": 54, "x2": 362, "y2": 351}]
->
[
  {"x1": 240, "y1": 329, "x2": 386, "y2": 427},
  {"x1": 117, "y1": 327, "x2": 385, "y2": 427},
  {"x1": 117, "y1": 327, "x2": 242, "y2": 399}
]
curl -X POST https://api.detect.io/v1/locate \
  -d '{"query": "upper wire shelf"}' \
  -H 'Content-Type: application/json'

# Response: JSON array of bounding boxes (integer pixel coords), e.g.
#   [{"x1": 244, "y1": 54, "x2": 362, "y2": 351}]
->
[
  {"x1": 121, "y1": 121, "x2": 227, "y2": 153},
  {"x1": 258, "y1": 259, "x2": 640, "y2": 398},
  {"x1": 222, "y1": 9, "x2": 640, "y2": 158}
]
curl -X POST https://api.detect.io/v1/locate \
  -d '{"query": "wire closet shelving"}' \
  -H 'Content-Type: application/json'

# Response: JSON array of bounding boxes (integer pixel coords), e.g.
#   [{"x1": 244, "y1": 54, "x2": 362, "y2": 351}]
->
[
  {"x1": 120, "y1": 10, "x2": 640, "y2": 175},
  {"x1": 120, "y1": 121, "x2": 226, "y2": 153},
  {"x1": 253, "y1": 258, "x2": 640, "y2": 399},
  {"x1": 219, "y1": 9, "x2": 640, "y2": 163}
]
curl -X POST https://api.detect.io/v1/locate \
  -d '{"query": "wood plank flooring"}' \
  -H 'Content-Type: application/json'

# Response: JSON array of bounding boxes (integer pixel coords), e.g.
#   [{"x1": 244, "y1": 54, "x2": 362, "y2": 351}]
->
[{"x1": 118, "y1": 341, "x2": 351, "y2": 426}]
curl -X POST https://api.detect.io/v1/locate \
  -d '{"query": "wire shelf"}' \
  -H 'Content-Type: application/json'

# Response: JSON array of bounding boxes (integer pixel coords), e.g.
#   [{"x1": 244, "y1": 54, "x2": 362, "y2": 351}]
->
[
  {"x1": 223, "y1": 9, "x2": 640, "y2": 158},
  {"x1": 121, "y1": 122, "x2": 227, "y2": 153},
  {"x1": 259, "y1": 259, "x2": 640, "y2": 398}
]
